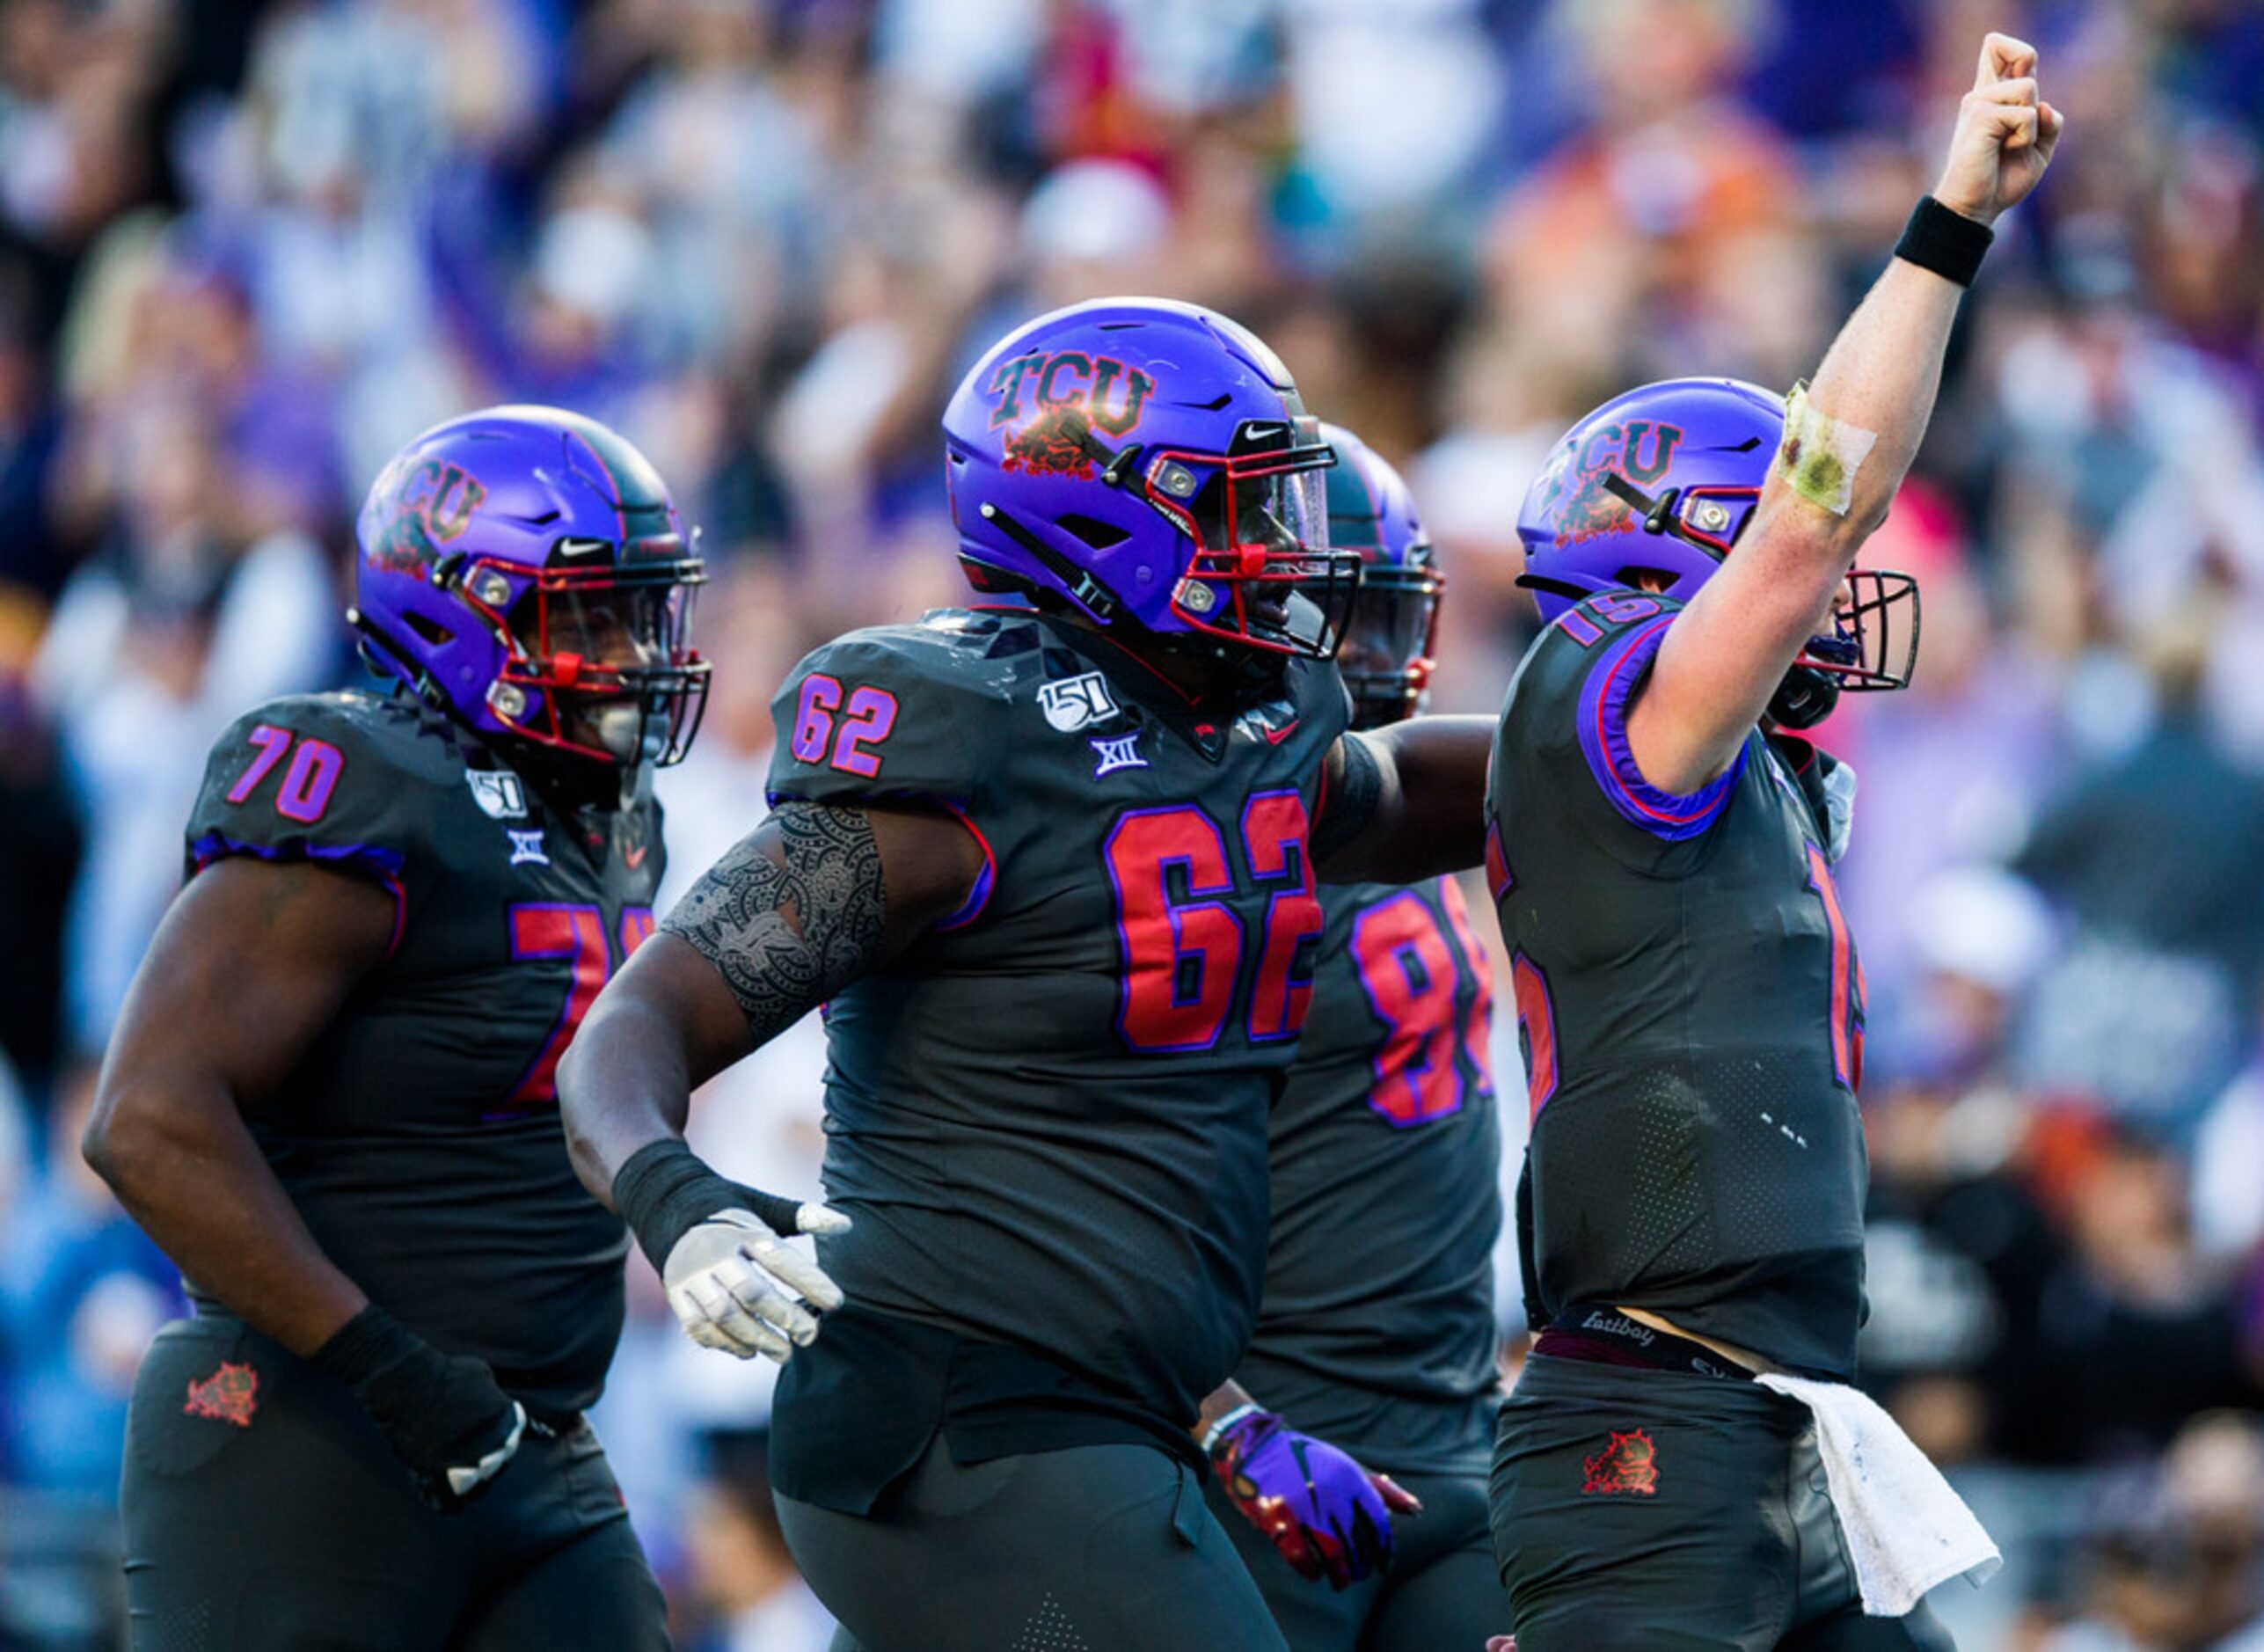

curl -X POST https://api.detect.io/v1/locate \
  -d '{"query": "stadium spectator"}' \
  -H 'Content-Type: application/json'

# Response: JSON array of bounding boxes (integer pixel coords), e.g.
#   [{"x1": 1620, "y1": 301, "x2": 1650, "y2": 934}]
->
[{"x1": 3, "y1": 0, "x2": 2263, "y2": 1640}]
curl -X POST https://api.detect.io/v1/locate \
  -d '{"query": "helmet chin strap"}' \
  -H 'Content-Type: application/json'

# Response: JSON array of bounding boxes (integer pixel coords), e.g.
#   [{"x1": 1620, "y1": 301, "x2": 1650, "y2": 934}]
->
[
  {"x1": 583, "y1": 701, "x2": 646, "y2": 764},
  {"x1": 624, "y1": 704, "x2": 665, "y2": 810},
  {"x1": 1768, "y1": 664, "x2": 1842, "y2": 730},
  {"x1": 1601, "y1": 471, "x2": 1698, "y2": 545}
]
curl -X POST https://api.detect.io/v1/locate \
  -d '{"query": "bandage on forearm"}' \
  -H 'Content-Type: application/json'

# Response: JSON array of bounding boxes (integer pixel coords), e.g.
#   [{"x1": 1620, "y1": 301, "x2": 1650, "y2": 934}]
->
[{"x1": 1773, "y1": 382, "x2": 1878, "y2": 517}]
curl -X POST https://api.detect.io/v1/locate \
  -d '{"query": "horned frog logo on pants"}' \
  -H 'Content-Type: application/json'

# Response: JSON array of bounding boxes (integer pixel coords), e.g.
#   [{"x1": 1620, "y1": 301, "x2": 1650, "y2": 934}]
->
[
  {"x1": 184, "y1": 1361, "x2": 260, "y2": 1429},
  {"x1": 1581, "y1": 1429, "x2": 1659, "y2": 1496}
]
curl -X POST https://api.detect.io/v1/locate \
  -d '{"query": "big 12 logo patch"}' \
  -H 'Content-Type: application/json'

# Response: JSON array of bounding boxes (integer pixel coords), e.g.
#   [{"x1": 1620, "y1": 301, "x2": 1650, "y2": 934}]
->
[{"x1": 988, "y1": 351, "x2": 1158, "y2": 479}]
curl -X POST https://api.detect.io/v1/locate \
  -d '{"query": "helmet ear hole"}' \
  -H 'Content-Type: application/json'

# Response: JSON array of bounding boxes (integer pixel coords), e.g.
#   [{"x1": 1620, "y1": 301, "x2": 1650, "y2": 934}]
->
[
  {"x1": 1057, "y1": 514, "x2": 1129, "y2": 550},
  {"x1": 404, "y1": 611, "x2": 453, "y2": 647},
  {"x1": 1614, "y1": 567, "x2": 1678, "y2": 594}
]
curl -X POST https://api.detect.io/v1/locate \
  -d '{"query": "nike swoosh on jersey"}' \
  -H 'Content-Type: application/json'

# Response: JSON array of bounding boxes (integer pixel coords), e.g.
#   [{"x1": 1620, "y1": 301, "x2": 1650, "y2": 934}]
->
[{"x1": 1262, "y1": 719, "x2": 1302, "y2": 746}]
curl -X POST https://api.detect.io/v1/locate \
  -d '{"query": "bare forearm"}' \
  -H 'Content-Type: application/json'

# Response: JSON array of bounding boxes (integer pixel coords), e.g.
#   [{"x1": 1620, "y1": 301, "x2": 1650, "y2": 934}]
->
[
  {"x1": 79, "y1": 859, "x2": 395, "y2": 1357},
  {"x1": 1374, "y1": 714, "x2": 1494, "y2": 877},
  {"x1": 1798, "y1": 34, "x2": 2056, "y2": 554},
  {"x1": 1318, "y1": 717, "x2": 1493, "y2": 885},
  {"x1": 559, "y1": 801, "x2": 945, "y2": 1209},
  {"x1": 1760, "y1": 255, "x2": 1961, "y2": 559},
  {"x1": 559, "y1": 983, "x2": 722, "y2": 1208},
  {"x1": 1638, "y1": 41, "x2": 2059, "y2": 792},
  {"x1": 85, "y1": 1083, "x2": 365, "y2": 1357},
  {"x1": 1710, "y1": 53, "x2": 2049, "y2": 654}
]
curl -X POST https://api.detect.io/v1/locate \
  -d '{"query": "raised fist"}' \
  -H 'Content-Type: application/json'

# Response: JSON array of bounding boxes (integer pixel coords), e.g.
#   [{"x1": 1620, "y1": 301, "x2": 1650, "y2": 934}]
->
[{"x1": 1932, "y1": 33, "x2": 2063, "y2": 226}]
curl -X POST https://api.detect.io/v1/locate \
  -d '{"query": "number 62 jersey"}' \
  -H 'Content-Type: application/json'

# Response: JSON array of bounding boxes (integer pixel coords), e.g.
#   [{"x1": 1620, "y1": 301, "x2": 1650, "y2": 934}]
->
[
  {"x1": 765, "y1": 606, "x2": 1349, "y2": 1430},
  {"x1": 182, "y1": 687, "x2": 663, "y2": 1418}
]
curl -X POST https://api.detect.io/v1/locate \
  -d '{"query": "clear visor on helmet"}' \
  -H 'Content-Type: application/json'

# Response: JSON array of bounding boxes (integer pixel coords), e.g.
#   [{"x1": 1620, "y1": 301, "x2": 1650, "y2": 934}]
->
[
  {"x1": 1142, "y1": 417, "x2": 1359, "y2": 659},
  {"x1": 510, "y1": 572, "x2": 696, "y2": 673},
  {"x1": 1339, "y1": 560, "x2": 1444, "y2": 726},
  {"x1": 470, "y1": 549, "x2": 711, "y2": 766}
]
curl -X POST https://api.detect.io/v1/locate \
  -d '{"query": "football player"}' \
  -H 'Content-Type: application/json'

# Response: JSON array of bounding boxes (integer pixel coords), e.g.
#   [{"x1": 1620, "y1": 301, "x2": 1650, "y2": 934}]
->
[
  {"x1": 83, "y1": 407, "x2": 705, "y2": 1649},
  {"x1": 558, "y1": 298, "x2": 1496, "y2": 1652},
  {"x1": 1199, "y1": 425, "x2": 1508, "y2": 1648},
  {"x1": 1484, "y1": 37, "x2": 2058, "y2": 1652}
]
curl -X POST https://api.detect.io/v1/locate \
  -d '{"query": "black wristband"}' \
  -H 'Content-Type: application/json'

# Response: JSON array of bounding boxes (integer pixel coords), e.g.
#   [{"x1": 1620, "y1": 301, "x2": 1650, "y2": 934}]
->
[
  {"x1": 1895, "y1": 195, "x2": 1994, "y2": 288},
  {"x1": 612, "y1": 1137, "x2": 800, "y2": 1274},
  {"x1": 312, "y1": 1303, "x2": 520, "y2": 1509},
  {"x1": 312, "y1": 1303, "x2": 427, "y2": 1393}
]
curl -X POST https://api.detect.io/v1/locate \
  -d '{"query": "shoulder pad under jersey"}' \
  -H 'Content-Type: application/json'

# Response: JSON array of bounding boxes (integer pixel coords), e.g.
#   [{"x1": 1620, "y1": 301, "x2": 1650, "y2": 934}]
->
[
  {"x1": 1498, "y1": 589, "x2": 1748, "y2": 858},
  {"x1": 185, "y1": 689, "x2": 465, "y2": 931},
  {"x1": 765, "y1": 610, "x2": 1054, "y2": 809}
]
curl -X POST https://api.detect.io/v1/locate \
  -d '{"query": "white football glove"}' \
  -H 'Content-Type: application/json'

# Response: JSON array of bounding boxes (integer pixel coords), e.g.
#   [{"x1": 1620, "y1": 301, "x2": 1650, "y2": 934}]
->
[{"x1": 661, "y1": 1203, "x2": 851, "y2": 1362}]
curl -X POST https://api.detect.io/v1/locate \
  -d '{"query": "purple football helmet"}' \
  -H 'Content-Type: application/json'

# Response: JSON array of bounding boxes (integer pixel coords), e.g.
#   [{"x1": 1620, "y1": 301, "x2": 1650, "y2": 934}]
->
[
  {"x1": 1321, "y1": 424, "x2": 1442, "y2": 729},
  {"x1": 941, "y1": 298, "x2": 1357, "y2": 664},
  {"x1": 347, "y1": 406, "x2": 709, "y2": 767},
  {"x1": 1515, "y1": 377, "x2": 1918, "y2": 725}
]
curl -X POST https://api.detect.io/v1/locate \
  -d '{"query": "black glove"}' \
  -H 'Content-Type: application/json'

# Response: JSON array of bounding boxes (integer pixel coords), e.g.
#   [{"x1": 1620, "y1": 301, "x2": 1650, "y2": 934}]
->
[{"x1": 314, "y1": 1305, "x2": 527, "y2": 1513}]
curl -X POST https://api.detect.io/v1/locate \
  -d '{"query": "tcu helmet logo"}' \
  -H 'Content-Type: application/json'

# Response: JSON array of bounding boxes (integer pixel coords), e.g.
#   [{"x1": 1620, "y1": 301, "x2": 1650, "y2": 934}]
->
[
  {"x1": 1581, "y1": 1429, "x2": 1660, "y2": 1497},
  {"x1": 1038, "y1": 671, "x2": 1121, "y2": 733},
  {"x1": 366, "y1": 456, "x2": 490, "y2": 573},
  {"x1": 184, "y1": 1361, "x2": 259, "y2": 1428},
  {"x1": 1532, "y1": 420, "x2": 1685, "y2": 549},
  {"x1": 989, "y1": 352, "x2": 1157, "y2": 479},
  {"x1": 988, "y1": 352, "x2": 1157, "y2": 435}
]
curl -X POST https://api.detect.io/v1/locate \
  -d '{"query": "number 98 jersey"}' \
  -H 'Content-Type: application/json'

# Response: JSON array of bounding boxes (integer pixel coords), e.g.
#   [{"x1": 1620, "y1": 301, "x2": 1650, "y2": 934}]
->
[
  {"x1": 1234, "y1": 873, "x2": 1502, "y2": 1475},
  {"x1": 765, "y1": 608, "x2": 1349, "y2": 1425},
  {"x1": 184, "y1": 688, "x2": 663, "y2": 1416}
]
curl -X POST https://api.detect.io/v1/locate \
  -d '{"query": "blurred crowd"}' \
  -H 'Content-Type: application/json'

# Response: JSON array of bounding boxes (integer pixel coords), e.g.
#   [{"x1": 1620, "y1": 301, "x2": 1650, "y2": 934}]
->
[{"x1": 3, "y1": 0, "x2": 2263, "y2": 1646}]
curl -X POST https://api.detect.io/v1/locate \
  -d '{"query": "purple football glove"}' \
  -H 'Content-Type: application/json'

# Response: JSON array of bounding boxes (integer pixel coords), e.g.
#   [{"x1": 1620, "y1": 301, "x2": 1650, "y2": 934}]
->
[{"x1": 1205, "y1": 1404, "x2": 1422, "y2": 1589}]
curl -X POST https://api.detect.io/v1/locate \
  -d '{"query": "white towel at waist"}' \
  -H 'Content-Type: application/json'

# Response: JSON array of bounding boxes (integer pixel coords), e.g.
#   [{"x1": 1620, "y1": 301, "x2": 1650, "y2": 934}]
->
[{"x1": 1756, "y1": 1371, "x2": 2002, "y2": 1618}]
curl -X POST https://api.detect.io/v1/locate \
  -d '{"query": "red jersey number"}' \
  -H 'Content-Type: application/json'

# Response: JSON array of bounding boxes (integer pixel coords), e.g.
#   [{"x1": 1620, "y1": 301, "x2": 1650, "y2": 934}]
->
[
  {"x1": 1351, "y1": 881, "x2": 1497, "y2": 1128},
  {"x1": 1105, "y1": 796, "x2": 1323, "y2": 1053}
]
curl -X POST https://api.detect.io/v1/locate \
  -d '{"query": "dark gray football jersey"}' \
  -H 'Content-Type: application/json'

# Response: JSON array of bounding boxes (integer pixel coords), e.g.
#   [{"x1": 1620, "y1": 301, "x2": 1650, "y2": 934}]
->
[
  {"x1": 185, "y1": 688, "x2": 664, "y2": 1414},
  {"x1": 1233, "y1": 874, "x2": 1501, "y2": 1473},
  {"x1": 763, "y1": 608, "x2": 1351, "y2": 1426},
  {"x1": 1486, "y1": 591, "x2": 1868, "y2": 1378}
]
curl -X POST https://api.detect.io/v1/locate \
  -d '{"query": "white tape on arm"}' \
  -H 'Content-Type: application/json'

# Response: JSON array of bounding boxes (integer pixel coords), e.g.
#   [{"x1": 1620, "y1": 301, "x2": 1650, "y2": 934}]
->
[{"x1": 1773, "y1": 382, "x2": 1880, "y2": 517}]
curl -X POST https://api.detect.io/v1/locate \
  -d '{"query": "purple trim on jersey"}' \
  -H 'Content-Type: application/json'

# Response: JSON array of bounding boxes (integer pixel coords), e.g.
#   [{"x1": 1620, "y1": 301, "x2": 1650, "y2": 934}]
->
[
  {"x1": 189, "y1": 831, "x2": 409, "y2": 959},
  {"x1": 1574, "y1": 615, "x2": 1745, "y2": 841},
  {"x1": 756, "y1": 787, "x2": 994, "y2": 930},
  {"x1": 933, "y1": 802, "x2": 997, "y2": 932}
]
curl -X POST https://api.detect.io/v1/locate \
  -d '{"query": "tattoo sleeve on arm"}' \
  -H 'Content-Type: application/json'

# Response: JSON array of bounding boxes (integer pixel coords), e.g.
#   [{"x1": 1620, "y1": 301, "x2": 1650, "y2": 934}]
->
[
  {"x1": 1311, "y1": 734, "x2": 1385, "y2": 866},
  {"x1": 659, "y1": 801, "x2": 887, "y2": 1043}
]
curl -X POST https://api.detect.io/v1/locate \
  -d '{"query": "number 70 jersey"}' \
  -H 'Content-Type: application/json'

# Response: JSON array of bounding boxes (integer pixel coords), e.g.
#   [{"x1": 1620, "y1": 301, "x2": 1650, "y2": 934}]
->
[
  {"x1": 764, "y1": 608, "x2": 1351, "y2": 1426},
  {"x1": 182, "y1": 688, "x2": 663, "y2": 1416}
]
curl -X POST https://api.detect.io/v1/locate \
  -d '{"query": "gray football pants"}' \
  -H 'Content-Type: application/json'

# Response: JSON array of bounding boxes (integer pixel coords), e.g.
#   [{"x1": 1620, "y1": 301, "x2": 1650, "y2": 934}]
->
[
  {"x1": 120, "y1": 1315, "x2": 667, "y2": 1652},
  {"x1": 777, "y1": 1436, "x2": 1289, "y2": 1652},
  {"x1": 1207, "y1": 1463, "x2": 1509, "y2": 1652},
  {"x1": 1491, "y1": 1355, "x2": 1956, "y2": 1652}
]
